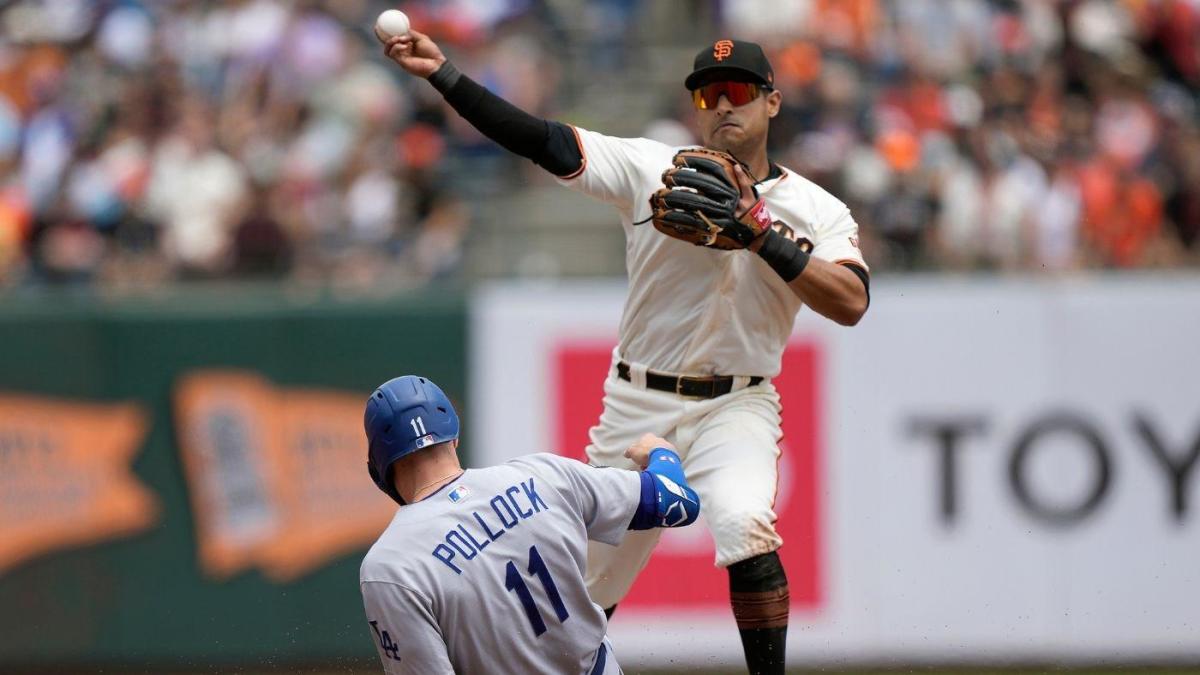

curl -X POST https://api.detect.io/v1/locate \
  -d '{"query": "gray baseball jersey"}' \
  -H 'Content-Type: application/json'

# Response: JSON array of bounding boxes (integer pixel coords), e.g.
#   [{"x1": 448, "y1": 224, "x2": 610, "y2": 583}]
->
[{"x1": 360, "y1": 453, "x2": 639, "y2": 674}]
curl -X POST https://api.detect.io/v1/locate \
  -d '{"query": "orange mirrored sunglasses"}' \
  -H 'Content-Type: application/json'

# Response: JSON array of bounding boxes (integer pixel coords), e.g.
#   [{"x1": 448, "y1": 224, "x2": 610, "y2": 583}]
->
[{"x1": 691, "y1": 81, "x2": 768, "y2": 110}]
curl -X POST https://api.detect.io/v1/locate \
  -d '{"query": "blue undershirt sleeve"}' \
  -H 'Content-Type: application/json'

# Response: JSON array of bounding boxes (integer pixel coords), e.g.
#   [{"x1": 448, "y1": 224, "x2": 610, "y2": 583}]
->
[{"x1": 628, "y1": 472, "x2": 658, "y2": 531}]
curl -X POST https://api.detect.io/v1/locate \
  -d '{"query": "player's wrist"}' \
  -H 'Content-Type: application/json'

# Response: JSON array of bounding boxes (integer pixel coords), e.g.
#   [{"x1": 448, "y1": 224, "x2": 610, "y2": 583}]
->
[
  {"x1": 739, "y1": 198, "x2": 773, "y2": 238},
  {"x1": 649, "y1": 447, "x2": 679, "y2": 464},
  {"x1": 755, "y1": 228, "x2": 810, "y2": 282},
  {"x1": 749, "y1": 229, "x2": 768, "y2": 252},
  {"x1": 645, "y1": 448, "x2": 685, "y2": 485},
  {"x1": 427, "y1": 59, "x2": 459, "y2": 91},
  {"x1": 645, "y1": 447, "x2": 700, "y2": 528}
]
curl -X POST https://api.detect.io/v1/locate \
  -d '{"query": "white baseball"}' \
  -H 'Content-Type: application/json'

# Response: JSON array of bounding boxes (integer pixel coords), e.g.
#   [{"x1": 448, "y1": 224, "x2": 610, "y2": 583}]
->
[{"x1": 375, "y1": 9, "x2": 410, "y2": 39}]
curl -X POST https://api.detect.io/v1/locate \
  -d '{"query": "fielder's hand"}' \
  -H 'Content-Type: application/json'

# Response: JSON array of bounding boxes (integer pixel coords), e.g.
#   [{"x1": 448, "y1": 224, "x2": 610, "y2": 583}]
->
[
  {"x1": 732, "y1": 162, "x2": 759, "y2": 218},
  {"x1": 648, "y1": 148, "x2": 773, "y2": 250},
  {"x1": 380, "y1": 29, "x2": 446, "y2": 79},
  {"x1": 624, "y1": 433, "x2": 676, "y2": 469}
]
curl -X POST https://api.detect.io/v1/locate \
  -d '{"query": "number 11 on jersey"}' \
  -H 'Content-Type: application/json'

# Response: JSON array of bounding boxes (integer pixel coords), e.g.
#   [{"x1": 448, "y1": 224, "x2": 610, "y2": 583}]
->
[{"x1": 504, "y1": 545, "x2": 569, "y2": 636}]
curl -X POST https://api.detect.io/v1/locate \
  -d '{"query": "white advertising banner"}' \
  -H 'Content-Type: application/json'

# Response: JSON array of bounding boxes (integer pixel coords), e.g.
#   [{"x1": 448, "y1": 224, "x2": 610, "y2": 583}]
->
[{"x1": 470, "y1": 277, "x2": 1200, "y2": 666}]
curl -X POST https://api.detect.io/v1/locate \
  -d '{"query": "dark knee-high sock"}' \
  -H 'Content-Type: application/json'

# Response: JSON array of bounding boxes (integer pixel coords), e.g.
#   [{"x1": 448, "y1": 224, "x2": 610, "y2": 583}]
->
[{"x1": 728, "y1": 551, "x2": 789, "y2": 675}]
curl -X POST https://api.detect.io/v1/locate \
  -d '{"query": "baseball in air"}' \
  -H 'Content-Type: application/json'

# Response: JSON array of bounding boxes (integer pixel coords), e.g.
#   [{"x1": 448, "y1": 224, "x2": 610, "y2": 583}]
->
[{"x1": 375, "y1": 9, "x2": 410, "y2": 39}]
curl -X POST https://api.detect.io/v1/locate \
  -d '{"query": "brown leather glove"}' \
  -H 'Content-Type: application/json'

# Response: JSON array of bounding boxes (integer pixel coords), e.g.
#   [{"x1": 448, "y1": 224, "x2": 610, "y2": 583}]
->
[{"x1": 647, "y1": 148, "x2": 772, "y2": 250}]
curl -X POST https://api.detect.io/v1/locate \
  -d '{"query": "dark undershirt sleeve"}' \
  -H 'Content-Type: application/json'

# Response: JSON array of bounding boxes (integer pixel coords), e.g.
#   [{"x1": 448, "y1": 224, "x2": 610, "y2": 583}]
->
[
  {"x1": 840, "y1": 262, "x2": 871, "y2": 308},
  {"x1": 427, "y1": 61, "x2": 583, "y2": 177}
]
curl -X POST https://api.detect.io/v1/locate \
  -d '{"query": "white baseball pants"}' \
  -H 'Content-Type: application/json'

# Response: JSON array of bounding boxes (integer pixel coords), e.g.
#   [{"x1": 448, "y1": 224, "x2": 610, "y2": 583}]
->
[{"x1": 583, "y1": 359, "x2": 784, "y2": 608}]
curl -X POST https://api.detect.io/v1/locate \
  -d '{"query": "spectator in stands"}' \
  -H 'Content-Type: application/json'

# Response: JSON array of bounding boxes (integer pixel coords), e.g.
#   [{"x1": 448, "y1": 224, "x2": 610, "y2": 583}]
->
[{"x1": 0, "y1": 0, "x2": 1195, "y2": 289}]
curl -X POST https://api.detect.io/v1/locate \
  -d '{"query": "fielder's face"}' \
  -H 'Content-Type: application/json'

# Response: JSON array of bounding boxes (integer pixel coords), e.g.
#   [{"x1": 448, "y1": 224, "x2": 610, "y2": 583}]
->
[{"x1": 695, "y1": 82, "x2": 781, "y2": 156}]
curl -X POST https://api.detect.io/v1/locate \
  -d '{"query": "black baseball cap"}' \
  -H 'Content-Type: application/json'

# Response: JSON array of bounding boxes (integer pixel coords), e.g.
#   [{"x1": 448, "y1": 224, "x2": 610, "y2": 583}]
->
[{"x1": 684, "y1": 39, "x2": 775, "y2": 91}]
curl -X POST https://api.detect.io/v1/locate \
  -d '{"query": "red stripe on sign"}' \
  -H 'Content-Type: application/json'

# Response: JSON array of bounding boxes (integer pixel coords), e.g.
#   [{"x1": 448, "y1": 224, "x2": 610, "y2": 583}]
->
[
  {"x1": 552, "y1": 345, "x2": 611, "y2": 463},
  {"x1": 777, "y1": 344, "x2": 823, "y2": 608},
  {"x1": 554, "y1": 342, "x2": 824, "y2": 612}
]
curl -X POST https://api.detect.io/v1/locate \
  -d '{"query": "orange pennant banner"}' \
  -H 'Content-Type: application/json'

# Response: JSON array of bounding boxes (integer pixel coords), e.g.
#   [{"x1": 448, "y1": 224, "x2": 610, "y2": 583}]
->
[
  {"x1": 175, "y1": 372, "x2": 395, "y2": 582},
  {"x1": 0, "y1": 394, "x2": 158, "y2": 575}
]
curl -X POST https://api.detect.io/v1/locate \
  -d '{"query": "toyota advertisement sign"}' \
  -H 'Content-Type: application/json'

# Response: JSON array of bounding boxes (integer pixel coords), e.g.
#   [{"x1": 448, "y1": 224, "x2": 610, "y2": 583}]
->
[{"x1": 471, "y1": 277, "x2": 1200, "y2": 667}]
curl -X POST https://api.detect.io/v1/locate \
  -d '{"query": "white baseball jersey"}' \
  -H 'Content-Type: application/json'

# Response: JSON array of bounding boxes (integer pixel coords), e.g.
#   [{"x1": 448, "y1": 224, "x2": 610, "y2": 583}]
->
[
  {"x1": 557, "y1": 127, "x2": 868, "y2": 378},
  {"x1": 360, "y1": 453, "x2": 638, "y2": 674}
]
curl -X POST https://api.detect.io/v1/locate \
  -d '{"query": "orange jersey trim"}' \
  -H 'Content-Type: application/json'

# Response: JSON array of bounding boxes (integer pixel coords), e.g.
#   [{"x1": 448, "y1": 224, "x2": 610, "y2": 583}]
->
[
  {"x1": 757, "y1": 166, "x2": 790, "y2": 195},
  {"x1": 834, "y1": 259, "x2": 869, "y2": 274}
]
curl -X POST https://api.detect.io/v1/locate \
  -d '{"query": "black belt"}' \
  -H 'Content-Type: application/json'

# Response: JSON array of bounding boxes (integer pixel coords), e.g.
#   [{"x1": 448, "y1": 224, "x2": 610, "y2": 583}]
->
[{"x1": 617, "y1": 362, "x2": 763, "y2": 399}]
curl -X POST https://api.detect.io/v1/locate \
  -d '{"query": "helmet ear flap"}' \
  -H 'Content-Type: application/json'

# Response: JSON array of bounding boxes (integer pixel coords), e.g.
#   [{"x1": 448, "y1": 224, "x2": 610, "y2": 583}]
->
[{"x1": 369, "y1": 458, "x2": 406, "y2": 505}]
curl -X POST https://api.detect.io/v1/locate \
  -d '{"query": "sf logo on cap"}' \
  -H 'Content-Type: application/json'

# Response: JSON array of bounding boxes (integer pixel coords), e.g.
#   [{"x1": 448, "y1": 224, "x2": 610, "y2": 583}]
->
[{"x1": 713, "y1": 40, "x2": 733, "y2": 61}]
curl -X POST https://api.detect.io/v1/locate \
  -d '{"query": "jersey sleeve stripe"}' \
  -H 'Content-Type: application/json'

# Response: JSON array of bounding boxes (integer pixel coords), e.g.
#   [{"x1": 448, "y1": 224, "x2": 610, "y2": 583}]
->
[
  {"x1": 557, "y1": 125, "x2": 588, "y2": 180},
  {"x1": 834, "y1": 258, "x2": 870, "y2": 274}
]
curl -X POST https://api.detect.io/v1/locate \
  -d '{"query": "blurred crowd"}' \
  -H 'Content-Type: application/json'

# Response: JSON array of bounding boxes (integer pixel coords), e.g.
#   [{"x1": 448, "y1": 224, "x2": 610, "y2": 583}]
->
[
  {"x1": 0, "y1": 0, "x2": 1197, "y2": 290},
  {"x1": 0, "y1": 0, "x2": 562, "y2": 290},
  {"x1": 725, "y1": 0, "x2": 1200, "y2": 271}
]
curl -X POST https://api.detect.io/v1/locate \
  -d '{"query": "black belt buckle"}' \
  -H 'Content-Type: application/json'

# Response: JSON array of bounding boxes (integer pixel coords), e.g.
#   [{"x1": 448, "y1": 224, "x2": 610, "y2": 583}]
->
[{"x1": 678, "y1": 376, "x2": 722, "y2": 398}]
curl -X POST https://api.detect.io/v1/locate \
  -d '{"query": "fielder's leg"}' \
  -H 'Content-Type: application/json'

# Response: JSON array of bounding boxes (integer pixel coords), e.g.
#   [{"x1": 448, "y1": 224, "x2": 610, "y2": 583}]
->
[
  {"x1": 585, "y1": 528, "x2": 663, "y2": 609},
  {"x1": 683, "y1": 384, "x2": 788, "y2": 675},
  {"x1": 728, "y1": 551, "x2": 789, "y2": 675},
  {"x1": 582, "y1": 368, "x2": 681, "y2": 610}
]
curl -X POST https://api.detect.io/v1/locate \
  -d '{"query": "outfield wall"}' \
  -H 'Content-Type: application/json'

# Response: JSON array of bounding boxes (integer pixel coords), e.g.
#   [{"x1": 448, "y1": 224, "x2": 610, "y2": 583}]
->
[
  {"x1": 471, "y1": 276, "x2": 1200, "y2": 667},
  {"x1": 0, "y1": 289, "x2": 466, "y2": 669},
  {"x1": 1, "y1": 278, "x2": 1197, "y2": 669}
]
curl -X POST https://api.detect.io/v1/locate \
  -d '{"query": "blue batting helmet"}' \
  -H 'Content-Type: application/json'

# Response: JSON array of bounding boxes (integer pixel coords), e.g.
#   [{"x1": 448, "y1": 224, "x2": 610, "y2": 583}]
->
[{"x1": 365, "y1": 375, "x2": 460, "y2": 504}]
